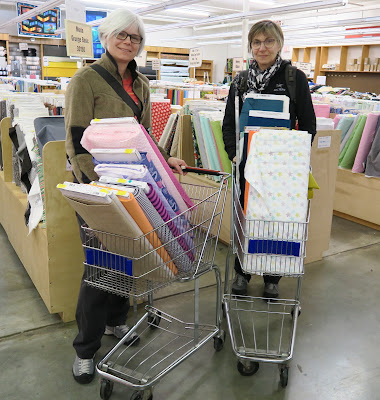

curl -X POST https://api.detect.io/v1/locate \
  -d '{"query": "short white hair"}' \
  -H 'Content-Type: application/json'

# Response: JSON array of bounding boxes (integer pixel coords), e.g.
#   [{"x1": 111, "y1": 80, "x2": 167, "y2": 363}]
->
[{"x1": 98, "y1": 8, "x2": 146, "y2": 56}]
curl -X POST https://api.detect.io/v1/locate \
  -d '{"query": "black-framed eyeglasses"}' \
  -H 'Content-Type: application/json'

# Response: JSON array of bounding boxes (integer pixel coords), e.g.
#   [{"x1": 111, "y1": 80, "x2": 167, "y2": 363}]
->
[
  {"x1": 251, "y1": 38, "x2": 277, "y2": 49},
  {"x1": 115, "y1": 31, "x2": 143, "y2": 44}
]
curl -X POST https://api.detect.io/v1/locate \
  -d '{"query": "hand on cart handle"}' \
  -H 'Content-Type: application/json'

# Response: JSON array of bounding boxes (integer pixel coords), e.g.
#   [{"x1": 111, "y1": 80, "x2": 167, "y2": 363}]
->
[
  {"x1": 180, "y1": 166, "x2": 229, "y2": 177},
  {"x1": 167, "y1": 157, "x2": 188, "y2": 175}
]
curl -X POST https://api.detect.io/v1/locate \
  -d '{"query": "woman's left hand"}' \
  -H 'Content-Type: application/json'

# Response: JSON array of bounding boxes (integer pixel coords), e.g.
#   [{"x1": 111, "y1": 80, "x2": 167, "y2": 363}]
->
[{"x1": 167, "y1": 157, "x2": 188, "y2": 175}]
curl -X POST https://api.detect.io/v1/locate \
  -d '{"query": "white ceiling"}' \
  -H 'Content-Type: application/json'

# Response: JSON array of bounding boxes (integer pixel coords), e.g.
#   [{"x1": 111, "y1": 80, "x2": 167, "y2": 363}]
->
[{"x1": 1, "y1": 0, "x2": 380, "y2": 46}]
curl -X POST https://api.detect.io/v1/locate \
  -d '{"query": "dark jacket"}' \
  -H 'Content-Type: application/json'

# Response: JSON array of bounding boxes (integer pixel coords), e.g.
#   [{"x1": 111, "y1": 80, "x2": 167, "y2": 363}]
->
[
  {"x1": 222, "y1": 60, "x2": 316, "y2": 161},
  {"x1": 65, "y1": 51, "x2": 169, "y2": 184}
]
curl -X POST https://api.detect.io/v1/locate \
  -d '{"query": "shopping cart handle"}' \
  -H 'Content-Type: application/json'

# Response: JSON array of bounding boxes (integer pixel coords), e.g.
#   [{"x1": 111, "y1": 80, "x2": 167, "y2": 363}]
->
[{"x1": 181, "y1": 166, "x2": 225, "y2": 176}]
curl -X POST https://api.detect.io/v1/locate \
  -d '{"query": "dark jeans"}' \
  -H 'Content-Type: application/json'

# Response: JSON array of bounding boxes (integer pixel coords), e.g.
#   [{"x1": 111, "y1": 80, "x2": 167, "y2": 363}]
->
[
  {"x1": 73, "y1": 214, "x2": 130, "y2": 359},
  {"x1": 234, "y1": 257, "x2": 282, "y2": 285}
]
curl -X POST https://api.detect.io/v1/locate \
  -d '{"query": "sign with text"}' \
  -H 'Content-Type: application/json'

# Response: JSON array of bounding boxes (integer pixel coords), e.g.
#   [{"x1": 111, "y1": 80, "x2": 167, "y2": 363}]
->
[
  {"x1": 19, "y1": 42, "x2": 28, "y2": 50},
  {"x1": 189, "y1": 47, "x2": 202, "y2": 68},
  {"x1": 297, "y1": 62, "x2": 312, "y2": 76},
  {"x1": 232, "y1": 57, "x2": 244, "y2": 72},
  {"x1": 151, "y1": 58, "x2": 160, "y2": 71},
  {"x1": 135, "y1": 50, "x2": 147, "y2": 67},
  {"x1": 65, "y1": 20, "x2": 93, "y2": 58},
  {"x1": 43, "y1": 56, "x2": 49, "y2": 66}
]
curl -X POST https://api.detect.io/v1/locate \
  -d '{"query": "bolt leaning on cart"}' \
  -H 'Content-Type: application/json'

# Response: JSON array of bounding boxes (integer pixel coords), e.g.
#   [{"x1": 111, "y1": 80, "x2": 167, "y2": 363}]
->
[{"x1": 64, "y1": 8, "x2": 188, "y2": 385}]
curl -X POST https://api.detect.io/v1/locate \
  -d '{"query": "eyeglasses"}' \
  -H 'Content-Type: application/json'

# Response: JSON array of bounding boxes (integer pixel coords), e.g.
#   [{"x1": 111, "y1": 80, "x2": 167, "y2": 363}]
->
[
  {"x1": 115, "y1": 31, "x2": 143, "y2": 44},
  {"x1": 251, "y1": 38, "x2": 277, "y2": 49}
]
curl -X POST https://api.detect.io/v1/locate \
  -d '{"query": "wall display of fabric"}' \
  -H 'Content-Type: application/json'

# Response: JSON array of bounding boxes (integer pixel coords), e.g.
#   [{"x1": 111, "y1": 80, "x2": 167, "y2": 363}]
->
[
  {"x1": 339, "y1": 115, "x2": 367, "y2": 169},
  {"x1": 80, "y1": 118, "x2": 194, "y2": 214},
  {"x1": 151, "y1": 100, "x2": 172, "y2": 142},
  {"x1": 241, "y1": 129, "x2": 311, "y2": 275},
  {"x1": 352, "y1": 113, "x2": 380, "y2": 173}
]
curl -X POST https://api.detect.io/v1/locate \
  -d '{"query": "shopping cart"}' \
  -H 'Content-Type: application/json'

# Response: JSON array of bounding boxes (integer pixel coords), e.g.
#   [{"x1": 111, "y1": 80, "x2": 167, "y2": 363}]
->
[
  {"x1": 223, "y1": 97, "x2": 311, "y2": 387},
  {"x1": 81, "y1": 168, "x2": 230, "y2": 400}
]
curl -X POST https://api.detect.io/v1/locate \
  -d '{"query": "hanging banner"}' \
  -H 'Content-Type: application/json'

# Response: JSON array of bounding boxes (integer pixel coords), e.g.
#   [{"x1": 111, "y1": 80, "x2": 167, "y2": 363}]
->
[{"x1": 65, "y1": 20, "x2": 94, "y2": 58}]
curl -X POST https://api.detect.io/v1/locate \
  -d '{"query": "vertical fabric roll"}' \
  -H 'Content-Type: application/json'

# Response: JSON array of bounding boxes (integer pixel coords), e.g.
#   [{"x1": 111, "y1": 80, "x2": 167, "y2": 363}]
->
[
  {"x1": 333, "y1": 114, "x2": 344, "y2": 128},
  {"x1": 352, "y1": 113, "x2": 380, "y2": 173},
  {"x1": 365, "y1": 119, "x2": 380, "y2": 178},
  {"x1": 210, "y1": 120, "x2": 232, "y2": 175},
  {"x1": 340, "y1": 115, "x2": 359, "y2": 152},
  {"x1": 339, "y1": 115, "x2": 367, "y2": 169},
  {"x1": 337, "y1": 116, "x2": 355, "y2": 143},
  {"x1": 313, "y1": 103, "x2": 330, "y2": 118}
]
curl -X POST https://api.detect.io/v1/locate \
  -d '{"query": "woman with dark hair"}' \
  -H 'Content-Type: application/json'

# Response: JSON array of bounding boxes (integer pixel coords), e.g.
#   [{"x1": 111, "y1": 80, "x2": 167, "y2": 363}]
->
[{"x1": 222, "y1": 20, "x2": 316, "y2": 298}]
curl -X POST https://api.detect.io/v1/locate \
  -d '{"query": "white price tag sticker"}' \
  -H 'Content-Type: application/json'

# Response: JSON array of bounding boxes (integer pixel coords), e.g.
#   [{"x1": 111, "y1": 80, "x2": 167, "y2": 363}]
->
[{"x1": 318, "y1": 136, "x2": 332, "y2": 148}]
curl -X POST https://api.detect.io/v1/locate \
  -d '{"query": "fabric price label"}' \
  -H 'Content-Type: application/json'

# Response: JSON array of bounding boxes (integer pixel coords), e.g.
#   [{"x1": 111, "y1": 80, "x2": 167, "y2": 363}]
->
[
  {"x1": 318, "y1": 136, "x2": 331, "y2": 148},
  {"x1": 43, "y1": 56, "x2": 49, "y2": 67},
  {"x1": 19, "y1": 43, "x2": 28, "y2": 51},
  {"x1": 189, "y1": 47, "x2": 202, "y2": 68},
  {"x1": 135, "y1": 50, "x2": 147, "y2": 67},
  {"x1": 152, "y1": 58, "x2": 160, "y2": 71},
  {"x1": 232, "y1": 57, "x2": 244, "y2": 72}
]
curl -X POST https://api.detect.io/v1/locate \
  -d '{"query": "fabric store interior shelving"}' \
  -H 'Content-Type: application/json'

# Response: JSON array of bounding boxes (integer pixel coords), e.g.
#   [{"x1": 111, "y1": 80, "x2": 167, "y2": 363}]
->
[{"x1": 292, "y1": 44, "x2": 380, "y2": 92}]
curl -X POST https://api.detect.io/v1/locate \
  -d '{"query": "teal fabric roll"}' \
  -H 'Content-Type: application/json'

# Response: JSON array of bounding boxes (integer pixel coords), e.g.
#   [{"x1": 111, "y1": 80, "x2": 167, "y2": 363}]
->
[
  {"x1": 337, "y1": 116, "x2": 354, "y2": 143},
  {"x1": 340, "y1": 115, "x2": 359, "y2": 153},
  {"x1": 339, "y1": 115, "x2": 367, "y2": 169}
]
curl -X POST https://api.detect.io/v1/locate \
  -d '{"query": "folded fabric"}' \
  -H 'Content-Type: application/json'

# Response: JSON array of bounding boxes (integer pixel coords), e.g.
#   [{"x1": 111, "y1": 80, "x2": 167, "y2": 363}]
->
[
  {"x1": 94, "y1": 164, "x2": 178, "y2": 220},
  {"x1": 86, "y1": 248, "x2": 133, "y2": 275},
  {"x1": 352, "y1": 113, "x2": 380, "y2": 173},
  {"x1": 332, "y1": 114, "x2": 344, "y2": 129},
  {"x1": 242, "y1": 129, "x2": 311, "y2": 275},
  {"x1": 313, "y1": 103, "x2": 330, "y2": 118},
  {"x1": 248, "y1": 239, "x2": 301, "y2": 257},
  {"x1": 81, "y1": 119, "x2": 193, "y2": 214},
  {"x1": 339, "y1": 115, "x2": 367, "y2": 169}
]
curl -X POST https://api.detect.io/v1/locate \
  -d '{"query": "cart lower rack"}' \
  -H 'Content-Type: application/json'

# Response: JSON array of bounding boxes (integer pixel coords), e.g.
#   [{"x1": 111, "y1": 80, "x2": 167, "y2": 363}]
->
[{"x1": 81, "y1": 171, "x2": 230, "y2": 400}]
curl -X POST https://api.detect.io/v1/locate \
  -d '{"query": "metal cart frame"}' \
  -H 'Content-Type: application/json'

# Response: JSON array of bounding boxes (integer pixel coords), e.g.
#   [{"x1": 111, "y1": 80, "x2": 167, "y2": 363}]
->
[
  {"x1": 81, "y1": 171, "x2": 230, "y2": 400},
  {"x1": 222, "y1": 95, "x2": 310, "y2": 387}
]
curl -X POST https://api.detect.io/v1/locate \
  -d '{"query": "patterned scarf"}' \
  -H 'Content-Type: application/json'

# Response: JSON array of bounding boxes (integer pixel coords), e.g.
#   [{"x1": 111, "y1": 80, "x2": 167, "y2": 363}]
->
[{"x1": 238, "y1": 54, "x2": 283, "y2": 101}]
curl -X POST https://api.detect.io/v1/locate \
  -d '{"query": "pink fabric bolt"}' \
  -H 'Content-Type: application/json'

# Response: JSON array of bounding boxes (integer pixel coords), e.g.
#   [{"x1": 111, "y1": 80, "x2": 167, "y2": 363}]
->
[
  {"x1": 313, "y1": 104, "x2": 330, "y2": 118},
  {"x1": 333, "y1": 114, "x2": 344, "y2": 129},
  {"x1": 352, "y1": 113, "x2": 380, "y2": 173}
]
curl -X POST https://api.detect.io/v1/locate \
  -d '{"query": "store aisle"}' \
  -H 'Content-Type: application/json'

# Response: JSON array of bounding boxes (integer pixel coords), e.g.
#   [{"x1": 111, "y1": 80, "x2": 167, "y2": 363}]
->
[{"x1": 0, "y1": 217, "x2": 379, "y2": 400}]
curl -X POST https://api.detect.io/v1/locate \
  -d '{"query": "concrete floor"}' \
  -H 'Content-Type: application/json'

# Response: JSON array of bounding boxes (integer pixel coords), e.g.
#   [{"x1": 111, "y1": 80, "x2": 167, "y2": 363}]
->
[{"x1": 0, "y1": 216, "x2": 379, "y2": 400}]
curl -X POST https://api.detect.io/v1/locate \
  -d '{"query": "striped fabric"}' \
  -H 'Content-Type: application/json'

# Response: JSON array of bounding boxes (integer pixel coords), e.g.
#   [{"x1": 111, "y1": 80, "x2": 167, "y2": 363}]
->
[
  {"x1": 134, "y1": 187, "x2": 194, "y2": 272},
  {"x1": 146, "y1": 183, "x2": 195, "y2": 260}
]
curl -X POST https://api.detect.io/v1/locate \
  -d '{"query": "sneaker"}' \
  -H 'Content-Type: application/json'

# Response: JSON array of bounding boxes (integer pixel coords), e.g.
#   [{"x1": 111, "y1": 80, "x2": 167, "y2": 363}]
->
[
  {"x1": 263, "y1": 283, "x2": 279, "y2": 298},
  {"x1": 231, "y1": 274, "x2": 248, "y2": 296},
  {"x1": 104, "y1": 325, "x2": 140, "y2": 346},
  {"x1": 72, "y1": 355, "x2": 95, "y2": 384}
]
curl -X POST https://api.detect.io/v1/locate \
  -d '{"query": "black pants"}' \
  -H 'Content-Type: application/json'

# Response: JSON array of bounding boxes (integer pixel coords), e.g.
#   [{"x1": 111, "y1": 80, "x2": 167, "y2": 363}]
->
[
  {"x1": 234, "y1": 257, "x2": 281, "y2": 285},
  {"x1": 73, "y1": 214, "x2": 130, "y2": 359}
]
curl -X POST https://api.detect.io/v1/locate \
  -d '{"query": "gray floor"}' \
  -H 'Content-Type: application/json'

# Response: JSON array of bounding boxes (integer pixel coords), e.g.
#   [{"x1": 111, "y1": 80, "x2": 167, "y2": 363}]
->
[{"x1": 0, "y1": 216, "x2": 379, "y2": 400}]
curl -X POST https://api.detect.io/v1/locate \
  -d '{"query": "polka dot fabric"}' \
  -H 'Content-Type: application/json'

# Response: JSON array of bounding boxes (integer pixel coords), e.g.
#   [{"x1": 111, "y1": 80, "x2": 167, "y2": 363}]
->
[{"x1": 151, "y1": 102, "x2": 172, "y2": 142}]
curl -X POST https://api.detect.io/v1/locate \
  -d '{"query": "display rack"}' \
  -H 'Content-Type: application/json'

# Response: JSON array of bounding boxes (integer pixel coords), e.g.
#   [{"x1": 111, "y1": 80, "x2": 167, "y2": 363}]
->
[
  {"x1": 0, "y1": 117, "x2": 82, "y2": 322},
  {"x1": 292, "y1": 44, "x2": 380, "y2": 92}
]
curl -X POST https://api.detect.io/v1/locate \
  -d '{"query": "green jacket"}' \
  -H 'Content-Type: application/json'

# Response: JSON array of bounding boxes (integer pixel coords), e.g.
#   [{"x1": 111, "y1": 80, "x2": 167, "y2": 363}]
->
[{"x1": 65, "y1": 51, "x2": 169, "y2": 183}]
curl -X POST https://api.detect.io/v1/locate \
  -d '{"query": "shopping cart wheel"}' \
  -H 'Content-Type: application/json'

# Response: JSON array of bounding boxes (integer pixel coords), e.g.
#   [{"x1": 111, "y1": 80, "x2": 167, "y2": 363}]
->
[
  {"x1": 237, "y1": 360, "x2": 259, "y2": 376},
  {"x1": 100, "y1": 379, "x2": 114, "y2": 400},
  {"x1": 148, "y1": 311, "x2": 161, "y2": 329},
  {"x1": 213, "y1": 330, "x2": 226, "y2": 352},
  {"x1": 130, "y1": 390, "x2": 153, "y2": 400},
  {"x1": 291, "y1": 306, "x2": 301, "y2": 319},
  {"x1": 279, "y1": 365, "x2": 289, "y2": 388}
]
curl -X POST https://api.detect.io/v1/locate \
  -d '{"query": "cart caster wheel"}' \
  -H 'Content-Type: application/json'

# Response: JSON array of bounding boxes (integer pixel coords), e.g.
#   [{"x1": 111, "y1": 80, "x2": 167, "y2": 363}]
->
[
  {"x1": 100, "y1": 379, "x2": 114, "y2": 400},
  {"x1": 130, "y1": 390, "x2": 153, "y2": 400},
  {"x1": 291, "y1": 307, "x2": 301, "y2": 319},
  {"x1": 237, "y1": 360, "x2": 259, "y2": 376},
  {"x1": 280, "y1": 366, "x2": 289, "y2": 388},
  {"x1": 213, "y1": 330, "x2": 226, "y2": 352},
  {"x1": 148, "y1": 311, "x2": 161, "y2": 329}
]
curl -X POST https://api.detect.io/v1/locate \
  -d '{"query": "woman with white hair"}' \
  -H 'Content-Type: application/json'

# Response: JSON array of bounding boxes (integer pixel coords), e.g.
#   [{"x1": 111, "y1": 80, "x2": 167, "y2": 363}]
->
[{"x1": 65, "y1": 8, "x2": 187, "y2": 384}]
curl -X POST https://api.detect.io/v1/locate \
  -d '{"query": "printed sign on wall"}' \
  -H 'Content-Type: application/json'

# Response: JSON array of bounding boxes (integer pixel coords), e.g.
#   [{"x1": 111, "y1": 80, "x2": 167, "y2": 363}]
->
[{"x1": 65, "y1": 20, "x2": 94, "y2": 59}]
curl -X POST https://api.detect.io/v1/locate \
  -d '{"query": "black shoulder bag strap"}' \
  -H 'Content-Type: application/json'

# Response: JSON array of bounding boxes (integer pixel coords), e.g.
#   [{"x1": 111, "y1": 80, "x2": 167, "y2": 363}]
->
[
  {"x1": 90, "y1": 64, "x2": 142, "y2": 123},
  {"x1": 285, "y1": 64, "x2": 297, "y2": 105},
  {"x1": 238, "y1": 69, "x2": 249, "y2": 98}
]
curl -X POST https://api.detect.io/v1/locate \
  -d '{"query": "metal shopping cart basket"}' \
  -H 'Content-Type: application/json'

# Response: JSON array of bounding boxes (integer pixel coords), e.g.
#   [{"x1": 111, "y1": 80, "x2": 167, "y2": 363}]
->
[
  {"x1": 223, "y1": 97, "x2": 311, "y2": 387},
  {"x1": 81, "y1": 168, "x2": 230, "y2": 400}
]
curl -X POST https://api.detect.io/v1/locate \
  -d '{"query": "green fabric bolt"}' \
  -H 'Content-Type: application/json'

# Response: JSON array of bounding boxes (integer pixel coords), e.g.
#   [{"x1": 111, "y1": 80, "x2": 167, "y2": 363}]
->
[
  {"x1": 339, "y1": 115, "x2": 367, "y2": 169},
  {"x1": 210, "y1": 120, "x2": 232, "y2": 176}
]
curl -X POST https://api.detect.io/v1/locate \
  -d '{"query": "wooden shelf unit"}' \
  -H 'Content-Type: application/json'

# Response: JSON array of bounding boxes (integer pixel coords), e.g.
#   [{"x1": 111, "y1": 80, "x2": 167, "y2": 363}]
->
[{"x1": 292, "y1": 43, "x2": 380, "y2": 91}]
